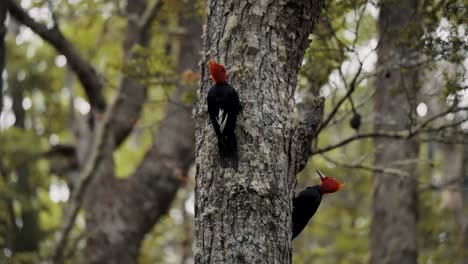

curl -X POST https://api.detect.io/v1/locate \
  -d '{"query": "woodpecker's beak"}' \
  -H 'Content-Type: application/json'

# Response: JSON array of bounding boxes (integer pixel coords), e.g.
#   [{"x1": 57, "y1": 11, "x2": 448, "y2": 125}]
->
[{"x1": 316, "y1": 169, "x2": 325, "y2": 180}]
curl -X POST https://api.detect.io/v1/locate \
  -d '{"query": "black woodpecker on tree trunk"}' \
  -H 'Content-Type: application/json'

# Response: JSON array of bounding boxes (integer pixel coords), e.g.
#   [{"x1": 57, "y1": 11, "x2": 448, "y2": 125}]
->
[
  {"x1": 207, "y1": 60, "x2": 241, "y2": 168},
  {"x1": 292, "y1": 170, "x2": 344, "y2": 239}
]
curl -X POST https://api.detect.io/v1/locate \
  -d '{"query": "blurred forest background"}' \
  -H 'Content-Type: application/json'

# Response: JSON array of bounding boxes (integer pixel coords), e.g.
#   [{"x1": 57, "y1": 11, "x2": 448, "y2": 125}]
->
[{"x1": 0, "y1": 0, "x2": 467, "y2": 263}]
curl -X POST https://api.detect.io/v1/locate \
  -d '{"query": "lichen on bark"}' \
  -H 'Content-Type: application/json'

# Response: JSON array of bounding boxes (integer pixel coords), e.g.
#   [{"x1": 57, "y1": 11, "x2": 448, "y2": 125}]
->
[{"x1": 194, "y1": 0, "x2": 325, "y2": 263}]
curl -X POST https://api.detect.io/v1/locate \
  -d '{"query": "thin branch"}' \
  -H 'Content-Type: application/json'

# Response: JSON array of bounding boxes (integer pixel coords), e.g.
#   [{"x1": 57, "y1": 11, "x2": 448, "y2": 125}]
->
[
  {"x1": 6, "y1": 0, "x2": 106, "y2": 111},
  {"x1": 321, "y1": 154, "x2": 409, "y2": 177},
  {"x1": 312, "y1": 107, "x2": 468, "y2": 155},
  {"x1": 327, "y1": 89, "x2": 376, "y2": 128},
  {"x1": 316, "y1": 50, "x2": 365, "y2": 136},
  {"x1": 424, "y1": 119, "x2": 467, "y2": 133},
  {"x1": 421, "y1": 135, "x2": 468, "y2": 145},
  {"x1": 322, "y1": 154, "x2": 466, "y2": 193},
  {"x1": 411, "y1": 106, "x2": 467, "y2": 135},
  {"x1": 313, "y1": 131, "x2": 407, "y2": 155}
]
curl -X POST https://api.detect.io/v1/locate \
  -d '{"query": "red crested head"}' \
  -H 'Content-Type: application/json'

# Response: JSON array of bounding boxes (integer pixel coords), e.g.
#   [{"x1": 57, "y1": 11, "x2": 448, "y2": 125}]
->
[
  {"x1": 316, "y1": 170, "x2": 344, "y2": 194},
  {"x1": 209, "y1": 60, "x2": 227, "y2": 84}
]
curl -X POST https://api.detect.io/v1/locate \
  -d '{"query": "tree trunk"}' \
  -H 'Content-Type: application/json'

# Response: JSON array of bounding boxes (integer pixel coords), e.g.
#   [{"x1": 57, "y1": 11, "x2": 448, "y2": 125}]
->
[
  {"x1": 194, "y1": 1, "x2": 324, "y2": 263},
  {"x1": 81, "y1": 0, "x2": 201, "y2": 263},
  {"x1": 370, "y1": 1, "x2": 421, "y2": 264}
]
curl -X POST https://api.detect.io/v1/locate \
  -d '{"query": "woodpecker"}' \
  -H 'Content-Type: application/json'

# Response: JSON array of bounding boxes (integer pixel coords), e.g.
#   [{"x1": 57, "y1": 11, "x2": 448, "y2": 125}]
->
[
  {"x1": 292, "y1": 170, "x2": 344, "y2": 240},
  {"x1": 207, "y1": 60, "x2": 241, "y2": 168}
]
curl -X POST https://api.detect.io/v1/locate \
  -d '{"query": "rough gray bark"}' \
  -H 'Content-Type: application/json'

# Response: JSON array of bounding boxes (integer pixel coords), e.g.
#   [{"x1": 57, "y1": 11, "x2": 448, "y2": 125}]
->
[
  {"x1": 370, "y1": 1, "x2": 421, "y2": 264},
  {"x1": 194, "y1": 1, "x2": 324, "y2": 263}
]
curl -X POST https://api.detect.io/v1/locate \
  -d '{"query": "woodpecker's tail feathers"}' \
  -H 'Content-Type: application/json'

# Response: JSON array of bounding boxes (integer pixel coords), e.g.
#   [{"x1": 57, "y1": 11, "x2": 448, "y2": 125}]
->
[{"x1": 217, "y1": 134, "x2": 238, "y2": 169}]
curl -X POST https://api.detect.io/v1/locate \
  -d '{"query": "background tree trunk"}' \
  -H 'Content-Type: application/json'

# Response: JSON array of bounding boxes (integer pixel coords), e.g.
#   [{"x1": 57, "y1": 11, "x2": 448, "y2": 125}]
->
[
  {"x1": 194, "y1": 1, "x2": 324, "y2": 263},
  {"x1": 370, "y1": 1, "x2": 421, "y2": 264},
  {"x1": 444, "y1": 143, "x2": 468, "y2": 264},
  {"x1": 81, "y1": 1, "x2": 201, "y2": 263}
]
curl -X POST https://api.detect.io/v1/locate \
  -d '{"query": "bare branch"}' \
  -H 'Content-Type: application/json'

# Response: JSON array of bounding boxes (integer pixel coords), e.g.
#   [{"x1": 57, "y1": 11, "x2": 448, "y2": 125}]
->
[
  {"x1": 313, "y1": 106, "x2": 468, "y2": 155},
  {"x1": 424, "y1": 119, "x2": 467, "y2": 133},
  {"x1": 323, "y1": 154, "x2": 466, "y2": 193},
  {"x1": 315, "y1": 130, "x2": 406, "y2": 152},
  {"x1": 6, "y1": 0, "x2": 106, "y2": 111},
  {"x1": 326, "y1": 89, "x2": 376, "y2": 128},
  {"x1": 316, "y1": 57, "x2": 363, "y2": 136},
  {"x1": 321, "y1": 154, "x2": 409, "y2": 177},
  {"x1": 411, "y1": 106, "x2": 467, "y2": 135}
]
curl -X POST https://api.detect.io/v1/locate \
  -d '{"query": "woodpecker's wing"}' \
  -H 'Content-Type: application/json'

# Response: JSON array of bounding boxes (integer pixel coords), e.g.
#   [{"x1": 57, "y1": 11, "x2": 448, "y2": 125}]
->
[
  {"x1": 221, "y1": 85, "x2": 240, "y2": 135},
  {"x1": 292, "y1": 186, "x2": 322, "y2": 239},
  {"x1": 207, "y1": 86, "x2": 223, "y2": 137},
  {"x1": 207, "y1": 84, "x2": 240, "y2": 135}
]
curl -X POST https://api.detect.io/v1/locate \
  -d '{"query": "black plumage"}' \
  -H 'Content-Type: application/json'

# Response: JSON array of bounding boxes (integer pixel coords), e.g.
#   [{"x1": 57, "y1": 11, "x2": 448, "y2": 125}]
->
[
  {"x1": 207, "y1": 83, "x2": 241, "y2": 168},
  {"x1": 292, "y1": 185, "x2": 322, "y2": 240}
]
